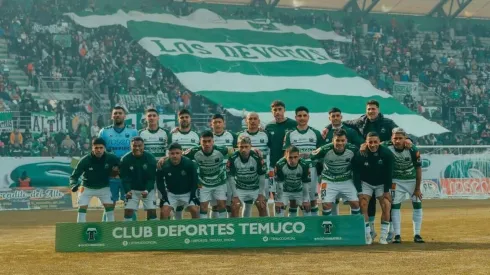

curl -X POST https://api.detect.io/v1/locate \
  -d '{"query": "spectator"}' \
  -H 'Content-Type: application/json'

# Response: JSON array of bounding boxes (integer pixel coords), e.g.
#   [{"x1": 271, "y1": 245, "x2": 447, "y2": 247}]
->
[
  {"x1": 90, "y1": 121, "x2": 100, "y2": 138},
  {"x1": 60, "y1": 135, "x2": 76, "y2": 156}
]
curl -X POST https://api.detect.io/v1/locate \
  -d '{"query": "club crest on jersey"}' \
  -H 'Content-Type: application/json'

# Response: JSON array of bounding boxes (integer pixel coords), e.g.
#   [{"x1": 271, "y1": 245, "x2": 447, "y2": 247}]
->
[
  {"x1": 181, "y1": 170, "x2": 187, "y2": 176},
  {"x1": 405, "y1": 157, "x2": 410, "y2": 161},
  {"x1": 168, "y1": 173, "x2": 172, "y2": 176},
  {"x1": 130, "y1": 166, "x2": 134, "y2": 170},
  {"x1": 345, "y1": 158, "x2": 350, "y2": 162},
  {"x1": 364, "y1": 162, "x2": 369, "y2": 166},
  {"x1": 250, "y1": 167, "x2": 255, "y2": 171},
  {"x1": 159, "y1": 137, "x2": 164, "y2": 141},
  {"x1": 309, "y1": 138, "x2": 314, "y2": 142},
  {"x1": 125, "y1": 133, "x2": 130, "y2": 138},
  {"x1": 143, "y1": 164, "x2": 148, "y2": 170},
  {"x1": 89, "y1": 167, "x2": 93, "y2": 171},
  {"x1": 215, "y1": 158, "x2": 220, "y2": 163},
  {"x1": 380, "y1": 128, "x2": 386, "y2": 133},
  {"x1": 191, "y1": 139, "x2": 196, "y2": 143},
  {"x1": 378, "y1": 160, "x2": 383, "y2": 165},
  {"x1": 104, "y1": 164, "x2": 109, "y2": 169},
  {"x1": 260, "y1": 139, "x2": 264, "y2": 142},
  {"x1": 226, "y1": 139, "x2": 230, "y2": 143}
]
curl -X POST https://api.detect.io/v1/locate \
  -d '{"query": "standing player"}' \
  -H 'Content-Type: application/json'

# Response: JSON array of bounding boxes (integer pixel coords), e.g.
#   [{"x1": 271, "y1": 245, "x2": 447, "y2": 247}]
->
[
  {"x1": 227, "y1": 136, "x2": 268, "y2": 217},
  {"x1": 98, "y1": 105, "x2": 138, "y2": 221},
  {"x1": 184, "y1": 131, "x2": 232, "y2": 219},
  {"x1": 210, "y1": 113, "x2": 237, "y2": 218},
  {"x1": 237, "y1": 112, "x2": 272, "y2": 215},
  {"x1": 353, "y1": 132, "x2": 394, "y2": 244},
  {"x1": 168, "y1": 109, "x2": 200, "y2": 219},
  {"x1": 69, "y1": 138, "x2": 120, "y2": 222},
  {"x1": 283, "y1": 106, "x2": 324, "y2": 216},
  {"x1": 310, "y1": 129, "x2": 360, "y2": 216},
  {"x1": 385, "y1": 128, "x2": 424, "y2": 243},
  {"x1": 139, "y1": 108, "x2": 171, "y2": 159},
  {"x1": 157, "y1": 143, "x2": 199, "y2": 220},
  {"x1": 274, "y1": 146, "x2": 311, "y2": 217},
  {"x1": 265, "y1": 101, "x2": 297, "y2": 213},
  {"x1": 120, "y1": 137, "x2": 158, "y2": 221}
]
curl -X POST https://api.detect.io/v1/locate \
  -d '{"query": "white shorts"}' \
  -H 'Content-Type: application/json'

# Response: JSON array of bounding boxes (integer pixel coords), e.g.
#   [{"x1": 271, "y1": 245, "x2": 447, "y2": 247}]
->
[
  {"x1": 78, "y1": 186, "x2": 112, "y2": 206},
  {"x1": 393, "y1": 179, "x2": 419, "y2": 204},
  {"x1": 125, "y1": 190, "x2": 157, "y2": 210},
  {"x1": 226, "y1": 183, "x2": 233, "y2": 206},
  {"x1": 268, "y1": 167, "x2": 275, "y2": 194},
  {"x1": 200, "y1": 184, "x2": 227, "y2": 203},
  {"x1": 236, "y1": 189, "x2": 260, "y2": 204},
  {"x1": 279, "y1": 192, "x2": 305, "y2": 206},
  {"x1": 320, "y1": 180, "x2": 359, "y2": 203},
  {"x1": 360, "y1": 182, "x2": 384, "y2": 198},
  {"x1": 309, "y1": 167, "x2": 319, "y2": 202},
  {"x1": 162, "y1": 192, "x2": 197, "y2": 210}
]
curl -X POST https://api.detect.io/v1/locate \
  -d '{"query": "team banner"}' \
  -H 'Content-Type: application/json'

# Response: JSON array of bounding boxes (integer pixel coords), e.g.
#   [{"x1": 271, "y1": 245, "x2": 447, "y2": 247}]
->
[
  {"x1": 30, "y1": 112, "x2": 67, "y2": 134},
  {"x1": 0, "y1": 187, "x2": 72, "y2": 210},
  {"x1": 55, "y1": 216, "x2": 366, "y2": 252},
  {"x1": 0, "y1": 111, "x2": 13, "y2": 132},
  {"x1": 65, "y1": 9, "x2": 449, "y2": 137}
]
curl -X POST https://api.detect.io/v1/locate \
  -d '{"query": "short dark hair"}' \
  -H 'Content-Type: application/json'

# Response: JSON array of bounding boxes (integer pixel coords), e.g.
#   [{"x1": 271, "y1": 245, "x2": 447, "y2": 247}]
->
[
  {"x1": 145, "y1": 108, "x2": 158, "y2": 115},
  {"x1": 270, "y1": 100, "x2": 285, "y2": 109},
  {"x1": 178, "y1": 109, "x2": 191, "y2": 117},
  {"x1": 211, "y1": 114, "x2": 225, "y2": 121},
  {"x1": 200, "y1": 130, "x2": 214, "y2": 139},
  {"x1": 285, "y1": 145, "x2": 299, "y2": 155},
  {"x1": 112, "y1": 105, "x2": 126, "y2": 113},
  {"x1": 366, "y1": 100, "x2": 379, "y2": 108},
  {"x1": 295, "y1": 106, "x2": 309, "y2": 114},
  {"x1": 131, "y1": 136, "x2": 144, "y2": 143},
  {"x1": 92, "y1": 138, "x2": 106, "y2": 147},
  {"x1": 329, "y1": 107, "x2": 342, "y2": 114},
  {"x1": 333, "y1": 128, "x2": 347, "y2": 137},
  {"x1": 168, "y1": 143, "x2": 182, "y2": 151},
  {"x1": 366, "y1": 132, "x2": 379, "y2": 139}
]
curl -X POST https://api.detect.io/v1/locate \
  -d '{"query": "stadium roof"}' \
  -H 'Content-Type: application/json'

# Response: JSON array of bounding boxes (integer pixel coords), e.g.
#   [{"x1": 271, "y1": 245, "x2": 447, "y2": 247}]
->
[{"x1": 189, "y1": 0, "x2": 490, "y2": 19}]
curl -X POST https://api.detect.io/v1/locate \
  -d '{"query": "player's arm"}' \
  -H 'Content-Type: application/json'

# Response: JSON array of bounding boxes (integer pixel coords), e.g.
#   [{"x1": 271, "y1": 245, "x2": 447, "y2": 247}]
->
[
  {"x1": 283, "y1": 131, "x2": 291, "y2": 150},
  {"x1": 156, "y1": 167, "x2": 169, "y2": 202},
  {"x1": 352, "y1": 153, "x2": 362, "y2": 193},
  {"x1": 314, "y1": 128, "x2": 326, "y2": 147},
  {"x1": 119, "y1": 156, "x2": 132, "y2": 193},
  {"x1": 382, "y1": 149, "x2": 395, "y2": 193},
  {"x1": 412, "y1": 146, "x2": 422, "y2": 193},
  {"x1": 145, "y1": 156, "x2": 157, "y2": 192},
  {"x1": 165, "y1": 129, "x2": 172, "y2": 146},
  {"x1": 189, "y1": 161, "x2": 199, "y2": 204},
  {"x1": 69, "y1": 156, "x2": 87, "y2": 191},
  {"x1": 226, "y1": 158, "x2": 238, "y2": 197},
  {"x1": 183, "y1": 147, "x2": 196, "y2": 160},
  {"x1": 257, "y1": 155, "x2": 267, "y2": 196},
  {"x1": 274, "y1": 164, "x2": 284, "y2": 202},
  {"x1": 310, "y1": 144, "x2": 327, "y2": 161},
  {"x1": 232, "y1": 132, "x2": 238, "y2": 148}
]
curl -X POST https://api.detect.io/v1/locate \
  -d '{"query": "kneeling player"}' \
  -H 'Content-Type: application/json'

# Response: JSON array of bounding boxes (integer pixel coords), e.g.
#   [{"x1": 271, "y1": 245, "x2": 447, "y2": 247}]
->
[
  {"x1": 311, "y1": 129, "x2": 360, "y2": 216},
  {"x1": 70, "y1": 138, "x2": 120, "y2": 222},
  {"x1": 157, "y1": 143, "x2": 199, "y2": 219},
  {"x1": 385, "y1": 128, "x2": 424, "y2": 243},
  {"x1": 353, "y1": 132, "x2": 394, "y2": 244},
  {"x1": 120, "y1": 137, "x2": 158, "y2": 221},
  {"x1": 227, "y1": 136, "x2": 268, "y2": 217},
  {"x1": 274, "y1": 146, "x2": 311, "y2": 217}
]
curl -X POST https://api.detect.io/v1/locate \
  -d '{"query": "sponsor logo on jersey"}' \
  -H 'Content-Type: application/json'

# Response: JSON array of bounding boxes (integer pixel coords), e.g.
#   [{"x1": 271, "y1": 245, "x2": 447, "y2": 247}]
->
[
  {"x1": 215, "y1": 158, "x2": 220, "y2": 163},
  {"x1": 181, "y1": 170, "x2": 187, "y2": 176},
  {"x1": 250, "y1": 167, "x2": 255, "y2": 171}
]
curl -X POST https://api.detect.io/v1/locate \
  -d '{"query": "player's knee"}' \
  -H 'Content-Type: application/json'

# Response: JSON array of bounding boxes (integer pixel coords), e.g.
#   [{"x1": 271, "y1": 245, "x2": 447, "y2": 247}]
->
[
  {"x1": 322, "y1": 202, "x2": 332, "y2": 210},
  {"x1": 349, "y1": 201, "x2": 360, "y2": 209},
  {"x1": 412, "y1": 202, "x2": 422, "y2": 209}
]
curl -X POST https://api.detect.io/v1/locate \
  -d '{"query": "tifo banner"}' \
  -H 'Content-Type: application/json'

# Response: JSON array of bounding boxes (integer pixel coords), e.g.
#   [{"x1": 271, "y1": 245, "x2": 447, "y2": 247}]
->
[
  {"x1": 65, "y1": 9, "x2": 449, "y2": 137},
  {"x1": 421, "y1": 153, "x2": 490, "y2": 198},
  {"x1": 31, "y1": 112, "x2": 67, "y2": 134},
  {"x1": 56, "y1": 216, "x2": 365, "y2": 252},
  {"x1": 68, "y1": 111, "x2": 92, "y2": 134},
  {"x1": 32, "y1": 22, "x2": 70, "y2": 34},
  {"x1": 0, "y1": 112, "x2": 13, "y2": 132}
]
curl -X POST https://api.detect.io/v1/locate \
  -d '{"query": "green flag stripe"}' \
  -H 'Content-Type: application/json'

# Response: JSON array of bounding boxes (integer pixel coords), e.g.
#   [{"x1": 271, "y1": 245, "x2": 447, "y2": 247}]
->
[
  {"x1": 197, "y1": 90, "x2": 413, "y2": 114},
  {"x1": 127, "y1": 21, "x2": 320, "y2": 48},
  {"x1": 156, "y1": 55, "x2": 356, "y2": 77},
  {"x1": 0, "y1": 112, "x2": 12, "y2": 121}
]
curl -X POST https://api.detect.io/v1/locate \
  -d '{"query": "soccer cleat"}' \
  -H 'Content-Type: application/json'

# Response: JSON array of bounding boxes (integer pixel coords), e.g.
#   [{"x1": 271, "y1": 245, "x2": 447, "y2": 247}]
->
[
  {"x1": 370, "y1": 231, "x2": 377, "y2": 241},
  {"x1": 387, "y1": 231, "x2": 394, "y2": 243},
  {"x1": 379, "y1": 237, "x2": 388, "y2": 245},
  {"x1": 365, "y1": 234, "x2": 373, "y2": 245},
  {"x1": 393, "y1": 235, "x2": 402, "y2": 244},
  {"x1": 414, "y1": 235, "x2": 425, "y2": 243}
]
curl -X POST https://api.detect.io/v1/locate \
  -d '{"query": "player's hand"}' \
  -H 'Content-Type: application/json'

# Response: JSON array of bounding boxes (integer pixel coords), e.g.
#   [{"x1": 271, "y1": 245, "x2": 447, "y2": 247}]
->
[
  {"x1": 275, "y1": 201, "x2": 284, "y2": 208},
  {"x1": 383, "y1": 192, "x2": 391, "y2": 202},
  {"x1": 142, "y1": 190, "x2": 148, "y2": 198},
  {"x1": 412, "y1": 189, "x2": 423, "y2": 200},
  {"x1": 70, "y1": 183, "x2": 80, "y2": 193},
  {"x1": 360, "y1": 143, "x2": 368, "y2": 157},
  {"x1": 157, "y1": 156, "x2": 169, "y2": 169},
  {"x1": 111, "y1": 166, "x2": 120, "y2": 177},
  {"x1": 232, "y1": 196, "x2": 240, "y2": 206},
  {"x1": 256, "y1": 194, "x2": 266, "y2": 208},
  {"x1": 126, "y1": 192, "x2": 132, "y2": 200},
  {"x1": 302, "y1": 201, "x2": 311, "y2": 212},
  {"x1": 404, "y1": 139, "x2": 413, "y2": 149},
  {"x1": 171, "y1": 127, "x2": 179, "y2": 134},
  {"x1": 253, "y1": 148, "x2": 263, "y2": 157},
  {"x1": 321, "y1": 127, "x2": 329, "y2": 139}
]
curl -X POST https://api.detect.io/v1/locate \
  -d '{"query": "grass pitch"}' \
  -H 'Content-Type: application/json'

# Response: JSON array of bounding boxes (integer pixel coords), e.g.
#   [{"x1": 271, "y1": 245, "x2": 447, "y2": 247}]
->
[{"x1": 0, "y1": 200, "x2": 490, "y2": 275}]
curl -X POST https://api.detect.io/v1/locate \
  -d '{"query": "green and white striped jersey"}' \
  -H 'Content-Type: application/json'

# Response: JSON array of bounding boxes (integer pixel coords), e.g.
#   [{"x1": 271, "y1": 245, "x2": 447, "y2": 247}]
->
[
  {"x1": 171, "y1": 129, "x2": 200, "y2": 150},
  {"x1": 226, "y1": 150, "x2": 267, "y2": 190},
  {"x1": 283, "y1": 126, "x2": 324, "y2": 166},
  {"x1": 311, "y1": 143, "x2": 358, "y2": 182},
  {"x1": 274, "y1": 157, "x2": 310, "y2": 193},
  {"x1": 213, "y1": 131, "x2": 237, "y2": 148},
  {"x1": 184, "y1": 145, "x2": 230, "y2": 187},
  {"x1": 139, "y1": 127, "x2": 171, "y2": 159},
  {"x1": 384, "y1": 142, "x2": 421, "y2": 180},
  {"x1": 236, "y1": 130, "x2": 271, "y2": 166}
]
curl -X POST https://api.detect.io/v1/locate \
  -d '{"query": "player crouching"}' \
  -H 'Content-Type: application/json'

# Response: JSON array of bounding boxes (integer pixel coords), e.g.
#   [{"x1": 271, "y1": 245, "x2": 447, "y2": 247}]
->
[
  {"x1": 274, "y1": 146, "x2": 311, "y2": 217},
  {"x1": 227, "y1": 136, "x2": 268, "y2": 217},
  {"x1": 157, "y1": 143, "x2": 200, "y2": 219},
  {"x1": 120, "y1": 137, "x2": 158, "y2": 221}
]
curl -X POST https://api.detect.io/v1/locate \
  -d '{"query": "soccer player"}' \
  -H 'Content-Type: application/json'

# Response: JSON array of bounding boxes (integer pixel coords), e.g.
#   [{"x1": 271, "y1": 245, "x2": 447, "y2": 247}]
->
[
  {"x1": 157, "y1": 143, "x2": 199, "y2": 220},
  {"x1": 265, "y1": 100, "x2": 297, "y2": 213},
  {"x1": 385, "y1": 128, "x2": 424, "y2": 243},
  {"x1": 237, "y1": 112, "x2": 272, "y2": 215},
  {"x1": 210, "y1": 113, "x2": 237, "y2": 218},
  {"x1": 69, "y1": 138, "x2": 120, "y2": 222},
  {"x1": 98, "y1": 105, "x2": 138, "y2": 221},
  {"x1": 139, "y1": 108, "x2": 171, "y2": 160},
  {"x1": 274, "y1": 146, "x2": 311, "y2": 217},
  {"x1": 227, "y1": 136, "x2": 268, "y2": 217},
  {"x1": 165, "y1": 109, "x2": 199, "y2": 219},
  {"x1": 353, "y1": 132, "x2": 394, "y2": 244},
  {"x1": 184, "y1": 131, "x2": 232, "y2": 219},
  {"x1": 310, "y1": 129, "x2": 360, "y2": 216},
  {"x1": 283, "y1": 106, "x2": 324, "y2": 216},
  {"x1": 120, "y1": 137, "x2": 158, "y2": 221}
]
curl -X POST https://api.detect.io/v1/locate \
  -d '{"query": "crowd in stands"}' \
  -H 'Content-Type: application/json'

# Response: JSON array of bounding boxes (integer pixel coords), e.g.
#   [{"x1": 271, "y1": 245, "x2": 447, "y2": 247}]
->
[{"x1": 1, "y1": 0, "x2": 490, "y2": 157}]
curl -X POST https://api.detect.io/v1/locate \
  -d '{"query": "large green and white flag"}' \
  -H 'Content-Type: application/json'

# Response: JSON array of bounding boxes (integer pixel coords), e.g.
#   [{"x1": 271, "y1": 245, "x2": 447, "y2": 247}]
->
[{"x1": 66, "y1": 9, "x2": 449, "y2": 136}]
